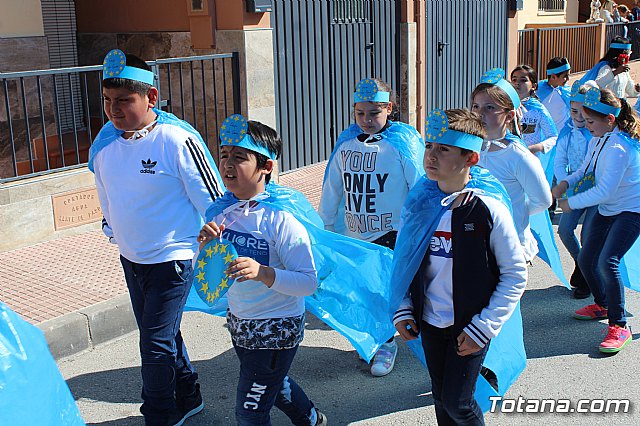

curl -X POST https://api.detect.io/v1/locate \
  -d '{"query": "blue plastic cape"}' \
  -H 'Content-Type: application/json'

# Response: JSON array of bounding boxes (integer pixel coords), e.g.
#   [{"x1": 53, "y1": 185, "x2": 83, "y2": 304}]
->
[
  {"x1": 322, "y1": 121, "x2": 425, "y2": 233},
  {"x1": 185, "y1": 184, "x2": 396, "y2": 361},
  {"x1": 503, "y1": 132, "x2": 568, "y2": 286},
  {"x1": 87, "y1": 109, "x2": 222, "y2": 187},
  {"x1": 536, "y1": 80, "x2": 571, "y2": 109},
  {"x1": 0, "y1": 303, "x2": 85, "y2": 425},
  {"x1": 620, "y1": 135, "x2": 640, "y2": 291},
  {"x1": 578, "y1": 61, "x2": 607, "y2": 85},
  {"x1": 326, "y1": 121, "x2": 425, "y2": 176},
  {"x1": 389, "y1": 167, "x2": 526, "y2": 412}
]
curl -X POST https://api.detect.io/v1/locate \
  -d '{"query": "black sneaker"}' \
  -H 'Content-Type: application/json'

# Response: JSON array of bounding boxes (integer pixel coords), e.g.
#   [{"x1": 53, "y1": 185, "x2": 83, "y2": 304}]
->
[{"x1": 173, "y1": 383, "x2": 204, "y2": 426}]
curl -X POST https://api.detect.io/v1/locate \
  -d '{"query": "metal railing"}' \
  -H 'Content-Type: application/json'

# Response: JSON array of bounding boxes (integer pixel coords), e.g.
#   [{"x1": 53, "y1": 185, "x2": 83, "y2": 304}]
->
[
  {"x1": 0, "y1": 52, "x2": 240, "y2": 183},
  {"x1": 518, "y1": 28, "x2": 536, "y2": 69},
  {"x1": 536, "y1": 24, "x2": 599, "y2": 76},
  {"x1": 538, "y1": 0, "x2": 565, "y2": 12},
  {"x1": 518, "y1": 24, "x2": 599, "y2": 77},
  {"x1": 605, "y1": 21, "x2": 640, "y2": 61}
]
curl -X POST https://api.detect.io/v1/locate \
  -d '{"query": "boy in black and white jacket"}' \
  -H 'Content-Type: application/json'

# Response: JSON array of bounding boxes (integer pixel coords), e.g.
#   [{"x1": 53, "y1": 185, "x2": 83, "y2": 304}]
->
[{"x1": 393, "y1": 109, "x2": 527, "y2": 425}]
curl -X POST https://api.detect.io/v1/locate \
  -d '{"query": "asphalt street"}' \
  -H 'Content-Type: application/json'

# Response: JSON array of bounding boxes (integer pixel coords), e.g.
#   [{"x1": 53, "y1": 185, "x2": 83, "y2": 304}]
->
[{"x1": 58, "y1": 226, "x2": 640, "y2": 425}]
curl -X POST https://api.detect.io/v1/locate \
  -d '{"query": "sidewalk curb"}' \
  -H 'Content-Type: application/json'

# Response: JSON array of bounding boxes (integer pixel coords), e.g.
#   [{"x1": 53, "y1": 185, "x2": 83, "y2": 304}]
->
[{"x1": 38, "y1": 294, "x2": 136, "y2": 360}]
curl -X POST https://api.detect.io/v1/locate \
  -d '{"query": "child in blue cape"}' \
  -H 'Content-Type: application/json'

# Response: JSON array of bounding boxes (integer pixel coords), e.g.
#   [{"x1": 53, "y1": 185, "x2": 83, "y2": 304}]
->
[
  {"x1": 510, "y1": 65, "x2": 559, "y2": 158},
  {"x1": 553, "y1": 81, "x2": 598, "y2": 299},
  {"x1": 536, "y1": 57, "x2": 571, "y2": 132},
  {"x1": 552, "y1": 87, "x2": 640, "y2": 353},
  {"x1": 318, "y1": 77, "x2": 424, "y2": 377},
  {"x1": 584, "y1": 36, "x2": 640, "y2": 99},
  {"x1": 471, "y1": 68, "x2": 552, "y2": 263},
  {"x1": 393, "y1": 108, "x2": 527, "y2": 425},
  {"x1": 198, "y1": 116, "x2": 327, "y2": 426},
  {"x1": 90, "y1": 49, "x2": 224, "y2": 426}
]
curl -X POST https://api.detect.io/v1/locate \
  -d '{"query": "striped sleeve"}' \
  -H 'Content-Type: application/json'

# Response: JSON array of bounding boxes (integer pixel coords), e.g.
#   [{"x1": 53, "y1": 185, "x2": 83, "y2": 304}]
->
[
  {"x1": 185, "y1": 137, "x2": 224, "y2": 200},
  {"x1": 392, "y1": 296, "x2": 415, "y2": 326},
  {"x1": 179, "y1": 137, "x2": 224, "y2": 216}
]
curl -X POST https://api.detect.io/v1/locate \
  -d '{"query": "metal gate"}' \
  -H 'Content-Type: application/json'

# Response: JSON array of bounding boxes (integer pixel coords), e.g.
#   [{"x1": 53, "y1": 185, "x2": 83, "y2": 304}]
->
[
  {"x1": 272, "y1": 0, "x2": 399, "y2": 172},
  {"x1": 425, "y1": 0, "x2": 508, "y2": 111}
]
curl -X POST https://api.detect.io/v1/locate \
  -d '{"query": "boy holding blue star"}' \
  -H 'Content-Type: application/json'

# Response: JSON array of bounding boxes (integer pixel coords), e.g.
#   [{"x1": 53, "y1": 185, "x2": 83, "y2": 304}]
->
[
  {"x1": 89, "y1": 49, "x2": 224, "y2": 426},
  {"x1": 197, "y1": 116, "x2": 326, "y2": 426},
  {"x1": 392, "y1": 109, "x2": 527, "y2": 425}
]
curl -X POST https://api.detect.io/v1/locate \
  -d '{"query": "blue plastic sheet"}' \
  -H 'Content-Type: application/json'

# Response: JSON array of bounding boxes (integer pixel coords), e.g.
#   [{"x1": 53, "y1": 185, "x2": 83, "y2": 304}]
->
[
  {"x1": 390, "y1": 167, "x2": 527, "y2": 412},
  {"x1": 0, "y1": 302, "x2": 84, "y2": 426},
  {"x1": 185, "y1": 184, "x2": 396, "y2": 361}
]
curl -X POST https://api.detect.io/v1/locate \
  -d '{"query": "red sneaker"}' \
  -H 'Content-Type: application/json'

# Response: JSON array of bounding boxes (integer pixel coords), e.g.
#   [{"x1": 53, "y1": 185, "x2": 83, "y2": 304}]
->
[
  {"x1": 599, "y1": 325, "x2": 632, "y2": 353},
  {"x1": 574, "y1": 303, "x2": 608, "y2": 320}
]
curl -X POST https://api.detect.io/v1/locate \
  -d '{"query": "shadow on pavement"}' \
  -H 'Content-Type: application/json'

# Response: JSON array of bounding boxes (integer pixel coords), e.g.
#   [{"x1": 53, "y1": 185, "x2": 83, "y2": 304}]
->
[
  {"x1": 521, "y1": 286, "x2": 622, "y2": 359},
  {"x1": 69, "y1": 339, "x2": 432, "y2": 425}
]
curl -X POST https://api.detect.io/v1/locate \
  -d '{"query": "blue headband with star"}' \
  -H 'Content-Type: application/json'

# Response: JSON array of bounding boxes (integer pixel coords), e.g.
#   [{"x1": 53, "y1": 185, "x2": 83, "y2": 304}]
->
[
  {"x1": 102, "y1": 49, "x2": 155, "y2": 85},
  {"x1": 570, "y1": 81, "x2": 585, "y2": 103},
  {"x1": 220, "y1": 114, "x2": 277, "y2": 160},
  {"x1": 354, "y1": 78, "x2": 390, "y2": 103},
  {"x1": 424, "y1": 109, "x2": 483, "y2": 153},
  {"x1": 583, "y1": 87, "x2": 620, "y2": 117},
  {"x1": 480, "y1": 68, "x2": 521, "y2": 109},
  {"x1": 610, "y1": 42, "x2": 632, "y2": 50},
  {"x1": 547, "y1": 63, "x2": 570, "y2": 75}
]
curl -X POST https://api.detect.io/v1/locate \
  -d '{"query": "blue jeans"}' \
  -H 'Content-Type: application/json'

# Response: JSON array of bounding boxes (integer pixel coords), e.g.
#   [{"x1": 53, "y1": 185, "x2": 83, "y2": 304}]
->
[
  {"x1": 421, "y1": 322, "x2": 488, "y2": 426},
  {"x1": 121, "y1": 257, "x2": 198, "y2": 425},
  {"x1": 234, "y1": 344, "x2": 316, "y2": 426},
  {"x1": 557, "y1": 206, "x2": 596, "y2": 261},
  {"x1": 578, "y1": 211, "x2": 640, "y2": 327}
]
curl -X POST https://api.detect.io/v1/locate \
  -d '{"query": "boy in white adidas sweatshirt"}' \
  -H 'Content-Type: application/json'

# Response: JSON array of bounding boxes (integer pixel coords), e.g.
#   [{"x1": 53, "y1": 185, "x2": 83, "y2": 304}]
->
[{"x1": 90, "y1": 49, "x2": 223, "y2": 426}]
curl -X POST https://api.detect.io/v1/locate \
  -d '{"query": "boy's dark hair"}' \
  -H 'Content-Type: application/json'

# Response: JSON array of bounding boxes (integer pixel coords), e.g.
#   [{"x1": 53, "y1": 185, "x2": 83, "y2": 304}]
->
[
  {"x1": 601, "y1": 36, "x2": 631, "y2": 65},
  {"x1": 445, "y1": 109, "x2": 487, "y2": 156},
  {"x1": 101, "y1": 53, "x2": 153, "y2": 96},
  {"x1": 546, "y1": 57, "x2": 569, "y2": 73},
  {"x1": 247, "y1": 120, "x2": 282, "y2": 184}
]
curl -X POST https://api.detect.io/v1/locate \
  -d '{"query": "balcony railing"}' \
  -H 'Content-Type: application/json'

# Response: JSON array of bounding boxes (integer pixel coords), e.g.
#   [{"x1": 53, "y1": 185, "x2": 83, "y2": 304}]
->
[{"x1": 538, "y1": 0, "x2": 565, "y2": 12}]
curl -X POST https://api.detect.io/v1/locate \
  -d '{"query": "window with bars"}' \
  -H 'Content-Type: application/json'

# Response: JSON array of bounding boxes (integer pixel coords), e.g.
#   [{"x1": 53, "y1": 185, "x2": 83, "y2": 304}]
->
[
  {"x1": 332, "y1": 0, "x2": 370, "y2": 23},
  {"x1": 538, "y1": 0, "x2": 565, "y2": 12}
]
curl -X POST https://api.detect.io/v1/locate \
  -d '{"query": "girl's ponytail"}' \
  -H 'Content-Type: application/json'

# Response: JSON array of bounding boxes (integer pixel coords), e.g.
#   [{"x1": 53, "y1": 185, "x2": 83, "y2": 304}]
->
[{"x1": 617, "y1": 98, "x2": 640, "y2": 140}]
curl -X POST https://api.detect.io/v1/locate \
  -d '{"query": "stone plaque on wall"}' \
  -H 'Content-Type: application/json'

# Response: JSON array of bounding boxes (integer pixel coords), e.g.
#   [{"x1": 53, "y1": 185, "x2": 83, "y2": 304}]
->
[{"x1": 52, "y1": 187, "x2": 102, "y2": 230}]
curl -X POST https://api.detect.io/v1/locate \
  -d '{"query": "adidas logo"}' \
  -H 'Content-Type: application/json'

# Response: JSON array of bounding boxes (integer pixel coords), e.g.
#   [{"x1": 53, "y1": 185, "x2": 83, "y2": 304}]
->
[{"x1": 140, "y1": 158, "x2": 157, "y2": 174}]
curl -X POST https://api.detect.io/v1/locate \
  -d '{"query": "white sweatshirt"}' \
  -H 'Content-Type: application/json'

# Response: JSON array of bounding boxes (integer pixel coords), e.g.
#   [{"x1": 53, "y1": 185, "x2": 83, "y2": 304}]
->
[
  {"x1": 93, "y1": 123, "x2": 223, "y2": 263},
  {"x1": 566, "y1": 129, "x2": 640, "y2": 215},
  {"x1": 478, "y1": 140, "x2": 552, "y2": 261},
  {"x1": 596, "y1": 65, "x2": 639, "y2": 99},
  {"x1": 318, "y1": 133, "x2": 424, "y2": 242},
  {"x1": 211, "y1": 200, "x2": 318, "y2": 319}
]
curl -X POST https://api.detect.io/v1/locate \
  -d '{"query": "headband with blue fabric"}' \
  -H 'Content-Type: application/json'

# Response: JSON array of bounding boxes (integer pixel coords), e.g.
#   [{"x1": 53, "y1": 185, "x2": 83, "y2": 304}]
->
[
  {"x1": 480, "y1": 68, "x2": 521, "y2": 109},
  {"x1": 610, "y1": 42, "x2": 632, "y2": 50},
  {"x1": 425, "y1": 109, "x2": 483, "y2": 153},
  {"x1": 583, "y1": 87, "x2": 621, "y2": 117},
  {"x1": 354, "y1": 78, "x2": 390, "y2": 103},
  {"x1": 220, "y1": 114, "x2": 277, "y2": 160},
  {"x1": 547, "y1": 62, "x2": 571, "y2": 76},
  {"x1": 570, "y1": 81, "x2": 585, "y2": 103},
  {"x1": 102, "y1": 49, "x2": 155, "y2": 85}
]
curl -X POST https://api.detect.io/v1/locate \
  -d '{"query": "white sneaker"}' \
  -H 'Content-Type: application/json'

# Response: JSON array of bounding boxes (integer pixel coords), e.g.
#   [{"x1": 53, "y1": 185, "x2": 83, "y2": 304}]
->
[{"x1": 370, "y1": 340, "x2": 398, "y2": 377}]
